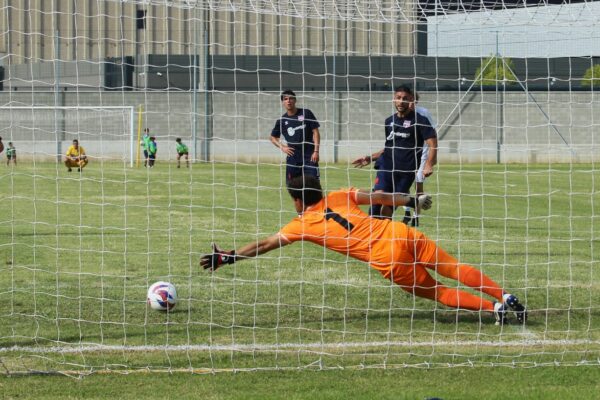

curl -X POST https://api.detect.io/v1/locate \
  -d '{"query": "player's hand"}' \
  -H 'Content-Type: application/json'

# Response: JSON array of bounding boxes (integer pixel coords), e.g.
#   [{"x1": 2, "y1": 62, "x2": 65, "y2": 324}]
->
[
  {"x1": 351, "y1": 155, "x2": 371, "y2": 168},
  {"x1": 311, "y1": 151, "x2": 319, "y2": 163},
  {"x1": 200, "y1": 243, "x2": 236, "y2": 271},
  {"x1": 281, "y1": 145, "x2": 294, "y2": 157},
  {"x1": 423, "y1": 164, "x2": 434, "y2": 178},
  {"x1": 417, "y1": 194, "x2": 432, "y2": 211}
]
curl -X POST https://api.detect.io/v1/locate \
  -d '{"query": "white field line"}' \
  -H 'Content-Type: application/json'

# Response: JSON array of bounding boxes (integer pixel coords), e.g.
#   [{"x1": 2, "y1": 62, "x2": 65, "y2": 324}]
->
[{"x1": 2, "y1": 339, "x2": 599, "y2": 354}]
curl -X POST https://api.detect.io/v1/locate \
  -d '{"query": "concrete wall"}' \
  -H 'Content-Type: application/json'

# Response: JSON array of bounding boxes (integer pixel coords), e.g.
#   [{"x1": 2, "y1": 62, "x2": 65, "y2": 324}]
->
[
  {"x1": 1, "y1": 91, "x2": 597, "y2": 164},
  {"x1": 0, "y1": 0, "x2": 415, "y2": 65}
]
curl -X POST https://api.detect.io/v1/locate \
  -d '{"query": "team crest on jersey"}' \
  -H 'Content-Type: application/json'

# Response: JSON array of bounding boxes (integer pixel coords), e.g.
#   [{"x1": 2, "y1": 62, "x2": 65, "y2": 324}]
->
[
  {"x1": 403, "y1": 120, "x2": 411, "y2": 128},
  {"x1": 298, "y1": 115, "x2": 304, "y2": 121},
  {"x1": 285, "y1": 121, "x2": 288, "y2": 125}
]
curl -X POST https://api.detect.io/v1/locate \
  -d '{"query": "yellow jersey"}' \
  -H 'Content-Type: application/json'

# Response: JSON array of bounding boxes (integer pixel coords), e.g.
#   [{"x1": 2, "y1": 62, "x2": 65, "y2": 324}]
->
[{"x1": 66, "y1": 145, "x2": 85, "y2": 158}]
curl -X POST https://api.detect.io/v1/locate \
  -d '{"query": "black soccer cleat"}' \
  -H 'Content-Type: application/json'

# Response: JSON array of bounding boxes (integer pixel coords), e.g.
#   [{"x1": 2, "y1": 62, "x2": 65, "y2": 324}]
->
[{"x1": 503, "y1": 294, "x2": 528, "y2": 324}]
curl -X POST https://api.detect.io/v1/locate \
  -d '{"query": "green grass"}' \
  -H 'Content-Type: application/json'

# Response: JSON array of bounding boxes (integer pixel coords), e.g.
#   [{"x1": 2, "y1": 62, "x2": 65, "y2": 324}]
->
[
  {"x1": 2, "y1": 367, "x2": 600, "y2": 400},
  {"x1": 1, "y1": 161, "x2": 599, "y2": 395}
]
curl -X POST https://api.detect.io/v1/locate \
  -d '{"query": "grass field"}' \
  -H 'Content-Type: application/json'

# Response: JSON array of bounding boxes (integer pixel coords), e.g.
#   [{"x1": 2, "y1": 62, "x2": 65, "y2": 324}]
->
[{"x1": 1, "y1": 161, "x2": 599, "y2": 396}]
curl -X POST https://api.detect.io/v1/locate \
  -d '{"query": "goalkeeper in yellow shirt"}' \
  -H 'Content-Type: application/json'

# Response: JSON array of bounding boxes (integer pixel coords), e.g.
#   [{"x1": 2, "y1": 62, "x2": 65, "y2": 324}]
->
[{"x1": 64, "y1": 139, "x2": 88, "y2": 172}]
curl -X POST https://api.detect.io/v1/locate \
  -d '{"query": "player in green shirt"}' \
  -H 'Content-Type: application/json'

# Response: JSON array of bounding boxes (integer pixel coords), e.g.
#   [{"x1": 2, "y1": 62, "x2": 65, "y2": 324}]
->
[
  {"x1": 175, "y1": 138, "x2": 189, "y2": 168},
  {"x1": 148, "y1": 136, "x2": 157, "y2": 168},
  {"x1": 6, "y1": 142, "x2": 16, "y2": 166},
  {"x1": 141, "y1": 128, "x2": 151, "y2": 167}
]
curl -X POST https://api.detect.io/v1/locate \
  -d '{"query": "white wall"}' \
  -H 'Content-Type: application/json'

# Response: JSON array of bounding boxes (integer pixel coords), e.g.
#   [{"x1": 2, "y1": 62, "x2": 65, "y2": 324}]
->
[{"x1": 2, "y1": 90, "x2": 598, "y2": 164}]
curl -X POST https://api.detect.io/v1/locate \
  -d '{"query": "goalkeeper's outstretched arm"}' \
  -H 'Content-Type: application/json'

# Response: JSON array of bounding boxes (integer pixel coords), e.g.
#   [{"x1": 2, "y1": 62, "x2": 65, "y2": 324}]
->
[{"x1": 200, "y1": 235, "x2": 287, "y2": 271}]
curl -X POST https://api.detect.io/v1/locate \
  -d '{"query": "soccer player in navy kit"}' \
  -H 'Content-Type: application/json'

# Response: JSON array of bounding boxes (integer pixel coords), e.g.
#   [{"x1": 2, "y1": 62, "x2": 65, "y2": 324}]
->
[
  {"x1": 352, "y1": 86, "x2": 438, "y2": 220},
  {"x1": 270, "y1": 90, "x2": 321, "y2": 183}
]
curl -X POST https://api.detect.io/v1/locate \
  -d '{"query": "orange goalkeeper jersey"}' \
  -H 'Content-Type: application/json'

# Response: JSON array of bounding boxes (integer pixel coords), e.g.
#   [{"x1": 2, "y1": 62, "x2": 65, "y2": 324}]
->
[{"x1": 278, "y1": 189, "x2": 423, "y2": 271}]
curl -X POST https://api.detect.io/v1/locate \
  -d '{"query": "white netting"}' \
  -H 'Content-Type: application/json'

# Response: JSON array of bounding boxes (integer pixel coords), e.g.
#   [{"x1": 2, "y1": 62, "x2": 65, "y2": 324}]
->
[{"x1": 0, "y1": 0, "x2": 599, "y2": 374}]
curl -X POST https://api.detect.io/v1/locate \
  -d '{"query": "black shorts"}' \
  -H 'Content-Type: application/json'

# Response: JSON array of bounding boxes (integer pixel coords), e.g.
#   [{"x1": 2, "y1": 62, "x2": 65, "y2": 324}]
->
[
  {"x1": 373, "y1": 170, "x2": 415, "y2": 195},
  {"x1": 286, "y1": 161, "x2": 320, "y2": 184},
  {"x1": 178, "y1": 152, "x2": 188, "y2": 156}
]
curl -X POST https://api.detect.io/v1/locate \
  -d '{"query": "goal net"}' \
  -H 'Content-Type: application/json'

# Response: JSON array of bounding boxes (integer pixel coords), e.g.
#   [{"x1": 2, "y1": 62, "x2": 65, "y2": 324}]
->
[
  {"x1": 1, "y1": 0, "x2": 599, "y2": 375},
  {"x1": 0, "y1": 106, "x2": 136, "y2": 165}
]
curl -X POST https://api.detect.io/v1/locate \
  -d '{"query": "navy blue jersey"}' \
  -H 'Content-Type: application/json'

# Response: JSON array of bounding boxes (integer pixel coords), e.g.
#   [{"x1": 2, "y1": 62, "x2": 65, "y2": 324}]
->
[
  {"x1": 381, "y1": 111, "x2": 436, "y2": 173},
  {"x1": 271, "y1": 108, "x2": 320, "y2": 164}
]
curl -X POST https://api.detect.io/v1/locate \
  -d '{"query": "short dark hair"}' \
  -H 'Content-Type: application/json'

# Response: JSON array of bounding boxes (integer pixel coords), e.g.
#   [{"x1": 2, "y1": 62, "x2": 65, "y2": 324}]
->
[
  {"x1": 73, "y1": 139, "x2": 79, "y2": 144},
  {"x1": 280, "y1": 90, "x2": 297, "y2": 101},
  {"x1": 175, "y1": 138, "x2": 181, "y2": 142},
  {"x1": 287, "y1": 176, "x2": 323, "y2": 206},
  {"x1": 394, "y1": 85, "x2": 414, "y2": 97}
]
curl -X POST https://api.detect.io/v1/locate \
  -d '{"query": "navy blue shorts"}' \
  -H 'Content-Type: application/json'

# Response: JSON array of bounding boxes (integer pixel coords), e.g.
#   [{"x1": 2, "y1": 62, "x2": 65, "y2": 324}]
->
[
  {"x1": 286, "y1": 161, "x2": 320, "y2": 184},
  {"x1": 373, "y1": 170, "x2": 415, "y2": 195}
]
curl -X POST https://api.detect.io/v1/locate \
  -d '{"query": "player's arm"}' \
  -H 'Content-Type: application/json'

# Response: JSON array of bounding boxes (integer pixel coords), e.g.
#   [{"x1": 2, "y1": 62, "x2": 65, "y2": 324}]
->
[
  {"x1": 311, "y1": 128, "x2": 320, "y2": 163},
  {"x1": 355, "y1": 189, "x2": 432, "y2": 210},
  {"x1": 200, "y1": 234, "x2": 290, "y2": 272},
  {"x1": 422, "y1": 137, "x2": 437, "y2": 178},
  {"x1": 270, "y1": 135, "x2": 294, "y2": 157},
  {"x1": 65, "y1": 148, "x2": 74, "y2": 160},
  {"x1": 352, "y1": 149, "x2": 384, "y2": 168}
]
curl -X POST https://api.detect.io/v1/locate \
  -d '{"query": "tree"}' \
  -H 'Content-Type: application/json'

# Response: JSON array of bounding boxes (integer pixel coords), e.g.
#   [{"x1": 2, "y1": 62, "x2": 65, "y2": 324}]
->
[
  {"x1": 474, "y1": 56, "x2": 517, "y2": 86},
  {"x1": 581, "y1": 65, "x2": 600, "y2": 89}
]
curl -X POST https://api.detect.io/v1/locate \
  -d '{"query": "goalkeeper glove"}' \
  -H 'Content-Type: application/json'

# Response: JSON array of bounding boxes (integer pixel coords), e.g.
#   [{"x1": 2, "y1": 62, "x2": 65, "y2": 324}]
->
[
  {"x1": 417, "y1": 194, "x2": 432, "y2": 210},
  {"x1": 200, "y1": 243, "x2": 236, "y2": 271},
  {"x1": 406, "y1": 194, "x2": 433, "y2": 210}
]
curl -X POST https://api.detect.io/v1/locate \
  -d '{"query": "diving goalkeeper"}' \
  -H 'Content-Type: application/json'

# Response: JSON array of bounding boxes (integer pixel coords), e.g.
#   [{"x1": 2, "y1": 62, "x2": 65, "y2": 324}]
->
[{"x1": 201, "y1": 176, "x2": 527, "y2": 325}]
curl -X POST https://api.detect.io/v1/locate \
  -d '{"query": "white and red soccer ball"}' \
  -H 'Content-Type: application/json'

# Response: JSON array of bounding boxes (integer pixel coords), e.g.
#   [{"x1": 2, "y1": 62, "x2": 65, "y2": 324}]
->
[{"x1": 147, "y1": 281, "x2": 177, "y2": 311}]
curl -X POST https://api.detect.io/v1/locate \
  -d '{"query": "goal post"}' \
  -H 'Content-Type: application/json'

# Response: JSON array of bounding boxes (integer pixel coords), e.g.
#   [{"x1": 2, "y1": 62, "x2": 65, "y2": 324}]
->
[{"x1": 0, "y1": 106, "x2": 136, "y2": 166}]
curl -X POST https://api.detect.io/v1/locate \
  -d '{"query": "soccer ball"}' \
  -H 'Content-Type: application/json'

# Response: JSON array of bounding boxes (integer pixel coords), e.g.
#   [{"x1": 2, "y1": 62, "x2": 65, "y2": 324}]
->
[{"x1": 147, "y1": 281, "x2": 177, "y2": 311}]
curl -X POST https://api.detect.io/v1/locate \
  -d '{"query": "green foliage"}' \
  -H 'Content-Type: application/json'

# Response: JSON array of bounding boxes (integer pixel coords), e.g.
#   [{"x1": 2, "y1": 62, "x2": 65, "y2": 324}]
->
[
  {"x1": 474, "y1": 55, "x2": 518, "y2": 86},
  {"x1": 581, "y1": 64, "x2": 600, "y2": 88}
]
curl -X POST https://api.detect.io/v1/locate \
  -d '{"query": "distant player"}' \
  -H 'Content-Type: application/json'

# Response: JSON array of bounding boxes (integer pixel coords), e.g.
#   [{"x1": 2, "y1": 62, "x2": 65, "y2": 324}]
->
[
  {"x1": 65, "y1": 139, "x2": 88, "y2": 172},
  {"x1": 201, "y1": 176, "x2": 528, "y2": 326},
  {"x1": 6, "y1": 142, "x2": 16, "y2": 166},
  {"x1": 352, "y1": 85, "x2": 437, "y2": 222},
  {"x1": 270, "y1": 90, "x2": 321, "y2": 184},
  {"x1": 147, "y1": 136, "x2": 157, "y2": 167},
  {"x1": 175, "y1": 138, "x2": 189, "y2": 168},
  {"x1": 141, "y1": 128, "x2": 151, "y2": 167}
]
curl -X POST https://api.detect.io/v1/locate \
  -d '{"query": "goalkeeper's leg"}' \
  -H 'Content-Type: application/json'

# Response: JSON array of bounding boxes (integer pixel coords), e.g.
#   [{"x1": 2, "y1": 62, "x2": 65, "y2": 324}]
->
[
  {"x1": 414, "y1": 231, "x2": 506, "y2": 301},
  {"x1": 390, "y1": 265, "x2": 495, "y2": 312}
]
